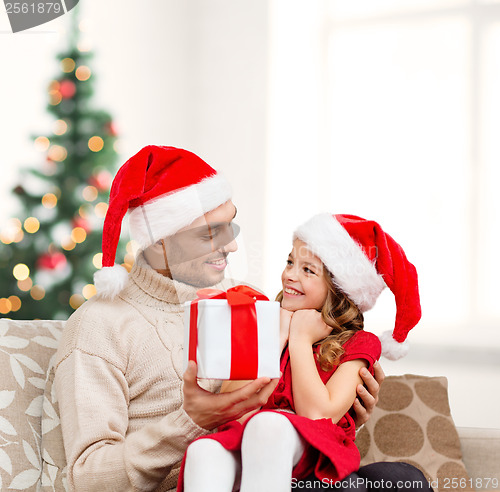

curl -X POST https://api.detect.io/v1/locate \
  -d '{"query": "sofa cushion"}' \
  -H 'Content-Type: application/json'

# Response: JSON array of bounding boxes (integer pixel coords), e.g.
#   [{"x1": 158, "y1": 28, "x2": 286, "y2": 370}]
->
[
  {"x1": 356, "y1": 374, "x2": 472, "y2": 492},
  {"x1": 457, "y1": 426, "x2": 500, "y2": 488},
  {"x1": 0, "y1": 319, "x2": 65, "y2": 491}
]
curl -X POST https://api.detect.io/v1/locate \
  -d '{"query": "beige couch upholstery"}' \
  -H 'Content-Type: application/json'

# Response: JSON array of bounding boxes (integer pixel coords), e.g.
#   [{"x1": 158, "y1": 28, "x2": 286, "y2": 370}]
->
[{"x1": 0, "y1": 319, "x2": 499, "y2": 491}]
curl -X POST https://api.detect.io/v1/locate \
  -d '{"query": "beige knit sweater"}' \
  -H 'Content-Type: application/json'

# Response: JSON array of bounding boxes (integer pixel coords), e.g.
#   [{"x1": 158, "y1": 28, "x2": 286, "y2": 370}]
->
[{"x1": 55, "y1": 254, "x2": 233, "y2": 492}]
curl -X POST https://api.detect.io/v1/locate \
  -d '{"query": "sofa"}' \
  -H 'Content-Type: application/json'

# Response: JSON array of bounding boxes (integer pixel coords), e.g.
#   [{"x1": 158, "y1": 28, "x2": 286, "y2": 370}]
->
[{"x1": 0, "y1": 319, "x2": 499, "y2": 492}]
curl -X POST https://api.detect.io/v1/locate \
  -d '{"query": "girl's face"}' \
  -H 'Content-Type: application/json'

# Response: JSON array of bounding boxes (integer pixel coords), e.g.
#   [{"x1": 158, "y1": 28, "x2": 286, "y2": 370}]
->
[{"x1": 280, "y1": 239, "x2": 329, "y2": 311}]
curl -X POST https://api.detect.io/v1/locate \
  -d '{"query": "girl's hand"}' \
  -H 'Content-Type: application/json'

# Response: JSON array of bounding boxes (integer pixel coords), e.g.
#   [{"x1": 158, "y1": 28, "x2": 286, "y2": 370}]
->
[
  {"x1": 279, "y1": 308, "x2": 293, "y2": 351},
  {"x1": 289, "y1": 309, "x2": 331, "y2": 345}
]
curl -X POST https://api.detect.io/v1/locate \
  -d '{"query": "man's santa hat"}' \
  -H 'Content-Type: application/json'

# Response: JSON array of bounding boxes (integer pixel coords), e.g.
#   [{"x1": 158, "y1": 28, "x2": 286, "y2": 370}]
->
[
  {"x1": 294, "y1": 213, "x2": 421, "y2": 360},
  {"x1": 94, "y1": 145, "x2": 232, "y2": 299}
]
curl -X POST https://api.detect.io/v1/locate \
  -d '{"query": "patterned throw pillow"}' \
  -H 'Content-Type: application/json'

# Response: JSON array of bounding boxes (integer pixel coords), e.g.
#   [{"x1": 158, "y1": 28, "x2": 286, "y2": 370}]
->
[
  {"x1": 0, "y1": 319, "x2": 66, "y2": 491},
  {"x1": 356, "y1": 374, "x2": 472, "y2": 492}
]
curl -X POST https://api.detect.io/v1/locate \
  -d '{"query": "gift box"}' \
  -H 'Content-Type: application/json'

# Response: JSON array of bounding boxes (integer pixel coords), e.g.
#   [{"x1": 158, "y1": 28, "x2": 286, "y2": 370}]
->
[{"x1": 183, "y1": 285, "x2": 280, "y2": 379}]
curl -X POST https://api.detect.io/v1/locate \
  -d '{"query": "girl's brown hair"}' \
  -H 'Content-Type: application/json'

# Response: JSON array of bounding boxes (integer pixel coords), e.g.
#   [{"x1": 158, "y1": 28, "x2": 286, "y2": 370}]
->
[{"x1": 276, "y1": 265, "x2": 364, "y2": 371}]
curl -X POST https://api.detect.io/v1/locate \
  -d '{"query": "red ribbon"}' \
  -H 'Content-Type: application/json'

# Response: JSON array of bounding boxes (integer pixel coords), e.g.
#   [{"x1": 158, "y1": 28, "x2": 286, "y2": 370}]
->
[{"x1": 188, "y1": 286, "x2": 268, "y2": 379}]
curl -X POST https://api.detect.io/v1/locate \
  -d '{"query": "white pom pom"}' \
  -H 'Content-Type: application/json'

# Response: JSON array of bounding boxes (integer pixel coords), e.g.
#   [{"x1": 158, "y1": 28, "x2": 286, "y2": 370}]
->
[
  {"x1": 379, "y1": 330, "x2": 409, "y2": 360},
  {"x1": 94, "y1": 264, "x2": 129, "y2": 300}
]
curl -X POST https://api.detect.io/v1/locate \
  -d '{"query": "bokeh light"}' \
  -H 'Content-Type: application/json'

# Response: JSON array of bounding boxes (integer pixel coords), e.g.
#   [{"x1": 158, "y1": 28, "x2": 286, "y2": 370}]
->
[
  {"x1": 88, "y1": 136, "x2": 104, "y2": 152},
  {"x1": 49, "y1": 91, "x2": 62, "y2": 105},
  {"x1": 1, "y1": 218, "x2": 23, "y2": 244},
  {"x1": 13, "y1": 263, "x2": 30, "y2": 281},
  {"x1": 69, "y1": 294, "x2": 85, "y2": 309},
  {"x1": 34, "y1": 136, "x2": 50, "y2": 152},
  {"x1": 93, "y1": 253, "x2": 103, "y2": 269},
  {"x1": 71, "y1": 227, "x2": 87, "y2": 243},
  {"x1": 75, "y1": 66, "x2": 91, "y2": 81},
  {"x1": 94, "y1": 202, "x2": 108, "y2": 218},
  {"x1": 30, "y1": 285, "x2": 46, "y2": 301},
  {"x1": 77, "y1": 41, "x2": 92, "y2": 52},
  {"x1": 13, "y1": 230, "x2": 24, "y2": 243},
  {"x1": 24, "y1": 217, "x2": 40, "y2": 234},
  {"x1": 82, "y1": 284, "x2": 97, "y2": 299},
  {"x1": 53, "y1": 119, "x2": 68, "y2": 135},
  {"x1": 0, "y1": 298, "x2": 12, "y2": 315},
  {"x1": 8, "y1": 296, "x2": 21, "y2": 312},
  {"x1": 17, "y1": 278, "x2": 33, "y2": 291},
  {"x1": 61, "y1": 57, "x2": 76, "y2": 73},
  {"x1": 42, "y1": 193, "x2": 58, "y2": 209},
  {"x1": 82, "y1": 186, "x2": 98, "y2": 202},
  {"x1": 48, "y1": 145, "x2": 68, "y2": 162},
  {"x1": 61, "y1": 238, "x2": 76, "y2": 251}
]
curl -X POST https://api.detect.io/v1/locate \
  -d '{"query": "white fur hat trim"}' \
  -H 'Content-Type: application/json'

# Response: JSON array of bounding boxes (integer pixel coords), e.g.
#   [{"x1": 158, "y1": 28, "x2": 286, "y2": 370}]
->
[
  {"x1": 380, "y1": 329, "x2": 410, "y2": 360},
  {"x1": 94, "y1": 264, "x2": 129, "y2": 300},
  {"x1": 128, "y1": 173, "x2": 232, "y2": 250},
  {"x1": 294, "y1": 213, "x2": 386, "y2": 312}
]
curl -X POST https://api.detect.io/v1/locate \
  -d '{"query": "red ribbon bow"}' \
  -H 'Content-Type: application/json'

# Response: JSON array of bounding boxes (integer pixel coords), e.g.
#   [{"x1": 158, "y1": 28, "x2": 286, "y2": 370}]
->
[
  {"x1": 195, "y1": 285, "x2": 269, "y2": 304},
  {"x1": 188, "y1": 285, "x2": 269, "y2": 379}
]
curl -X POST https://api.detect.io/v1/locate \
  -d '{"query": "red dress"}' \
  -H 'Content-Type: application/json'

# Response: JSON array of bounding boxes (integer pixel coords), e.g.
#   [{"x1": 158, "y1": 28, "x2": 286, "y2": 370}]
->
[{"x1": 177, "y1": 330, "x2": 381, "y2": 491}]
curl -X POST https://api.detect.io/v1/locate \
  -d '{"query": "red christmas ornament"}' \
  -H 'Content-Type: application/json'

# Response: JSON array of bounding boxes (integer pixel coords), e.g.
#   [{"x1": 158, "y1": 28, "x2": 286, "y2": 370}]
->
[
  {"x1": 105, "y1": 121, "x2": 118, "y2": 137},
  {"x1": 88, "y1": 171, "x2": 112, "y2": 191},
  {"x1": 59, "y1": 79, "x2": 76, "y2": 99},
  {"x1": 72, "y1": 216, "x2": 92, "y2": 233},
  {"x1": 37, "y1": 251, "x2": 67, "y2": 271}
]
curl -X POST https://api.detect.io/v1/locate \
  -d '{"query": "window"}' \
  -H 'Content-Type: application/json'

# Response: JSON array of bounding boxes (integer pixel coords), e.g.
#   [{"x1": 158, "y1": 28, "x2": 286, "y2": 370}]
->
[{"x1": 267, "y1": 0, "x2": 500, "y2": 348}]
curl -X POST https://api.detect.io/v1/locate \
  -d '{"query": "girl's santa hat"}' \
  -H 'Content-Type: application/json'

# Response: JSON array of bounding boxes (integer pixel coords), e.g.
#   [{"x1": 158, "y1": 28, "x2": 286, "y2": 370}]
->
[
  {"x1": 94, "y1": 145, "x2": 232, "y2": 299},
  {"x1": 294, "y1": 213, "x2": 421, "y2": 360}
]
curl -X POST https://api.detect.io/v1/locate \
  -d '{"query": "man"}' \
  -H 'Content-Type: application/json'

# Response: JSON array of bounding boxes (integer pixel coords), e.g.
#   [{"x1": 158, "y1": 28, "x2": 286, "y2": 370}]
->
[{"x1": 54, "y1": 146, "x2": 405, "y2": 492}]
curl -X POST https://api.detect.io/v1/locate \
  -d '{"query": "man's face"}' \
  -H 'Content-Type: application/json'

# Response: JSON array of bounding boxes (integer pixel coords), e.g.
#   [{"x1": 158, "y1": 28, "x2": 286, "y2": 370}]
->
[{"x1": 160, "y1": 200, "x2": 239, "y2": 287}]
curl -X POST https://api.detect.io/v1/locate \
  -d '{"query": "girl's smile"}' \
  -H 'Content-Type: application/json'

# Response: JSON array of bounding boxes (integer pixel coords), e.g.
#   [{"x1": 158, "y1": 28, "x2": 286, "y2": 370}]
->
[{"x1": 283, "y1": 286, "x2": 304, "y2": 296}]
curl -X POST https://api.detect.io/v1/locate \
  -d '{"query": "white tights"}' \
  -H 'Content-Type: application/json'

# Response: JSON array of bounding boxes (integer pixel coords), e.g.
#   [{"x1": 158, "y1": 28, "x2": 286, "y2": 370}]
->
[{"x1": 184, "y1": 412, "x2": 306, "y2": 492}]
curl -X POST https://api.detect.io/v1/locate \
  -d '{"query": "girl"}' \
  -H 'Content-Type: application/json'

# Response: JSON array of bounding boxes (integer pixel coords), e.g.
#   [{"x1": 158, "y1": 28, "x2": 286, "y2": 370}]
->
[{"x1": 178, "y1": 213, "x2": 421, "y2": 492}]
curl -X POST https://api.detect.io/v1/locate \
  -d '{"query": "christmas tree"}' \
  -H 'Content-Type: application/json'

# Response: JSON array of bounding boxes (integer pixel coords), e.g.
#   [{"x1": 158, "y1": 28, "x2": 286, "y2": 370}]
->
[{"x1": 0, "y1": 12, "x2": 132, "y2": 320}]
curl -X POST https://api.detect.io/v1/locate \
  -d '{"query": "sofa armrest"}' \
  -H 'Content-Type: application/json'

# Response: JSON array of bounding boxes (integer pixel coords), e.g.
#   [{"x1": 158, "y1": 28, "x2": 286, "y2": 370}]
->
[{"x1": 458, "y1": 427, "x2": 500, "y2": 488}]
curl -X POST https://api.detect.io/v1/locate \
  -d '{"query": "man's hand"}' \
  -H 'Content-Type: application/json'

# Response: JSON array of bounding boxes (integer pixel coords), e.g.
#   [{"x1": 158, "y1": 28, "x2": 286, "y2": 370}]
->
[
  {"x1": 352, "y1": 360, "x2": 385, "y2": 429},
  {"x1": 182, "y1": 361, "x2": 279, "y2": 430}
]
